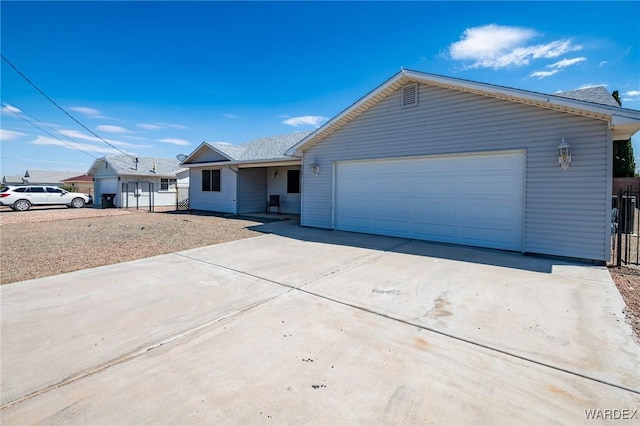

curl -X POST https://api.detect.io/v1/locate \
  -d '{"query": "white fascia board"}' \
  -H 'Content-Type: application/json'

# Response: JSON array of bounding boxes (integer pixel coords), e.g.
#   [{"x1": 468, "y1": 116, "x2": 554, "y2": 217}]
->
[
  {"x1": 286, "y1": 71, "x2": 406, "y2": 156},
  {"x1": 181, "y1": 141, "x2": 210, "y2": 164},
  {"x1": 402, "y1": 70, "x2": 633, "y2": 119},
  {"x1": 236, "y1": 159, "x2": 301, "y2": 168},
  {"x1": 609, "y1": 112, "x2": 640, "y2": 140},
  {"x1": 86, "y1": 158, "x2": 104, "y2": 176},
  {"x1": 182, "y1": 142, "x2": 233, "y2": 164},
  {"x1": 181, "y1": 161, "x2": 232, "y2": 168},
  {"x1": 288, "y1": 69, "x2": 640, "y2": 155},
  {"x1": 182, "y1": 158, "x2": 300, "y2": 169},
  {"x1": 612, "y1": 113, "x2": 640, "y2": 126}
]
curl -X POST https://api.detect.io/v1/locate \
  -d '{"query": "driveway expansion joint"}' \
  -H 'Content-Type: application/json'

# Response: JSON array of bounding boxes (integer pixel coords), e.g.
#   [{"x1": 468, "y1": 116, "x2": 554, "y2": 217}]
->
[
  {"x1": 296, "y1": 287, "x2": 640, "y2": 396},
  {"x1": 0, "y1": 290, "x2": 290, "y2": 411},
  {"x1": 170, "y1": 241, "x2": 640, "y2": 396}
]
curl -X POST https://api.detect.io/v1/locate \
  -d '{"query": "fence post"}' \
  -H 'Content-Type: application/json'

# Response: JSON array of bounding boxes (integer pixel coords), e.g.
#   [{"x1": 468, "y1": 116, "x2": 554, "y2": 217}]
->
[
  {"x1": 149, "y1": 181, "x2": 154, "y2": 212},
  {"x1": 616, "y1": 189, "x2": 623, "y2": 267}
]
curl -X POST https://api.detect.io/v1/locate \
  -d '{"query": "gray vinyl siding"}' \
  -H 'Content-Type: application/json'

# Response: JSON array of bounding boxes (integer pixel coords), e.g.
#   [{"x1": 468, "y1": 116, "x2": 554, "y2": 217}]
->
[
  {"x1": 237, "y1": 168, "x2": 267, "y2": 213},
  {"x1": 267, "y1": 166, "x2": 301, "y2": 214},
  {"x1": 301, "y1": 84, "x2": 611, "y2": 261},
  {"x1": 189, "y1": 149, "x2": 229, "y2": 163},
  {"x1": 189, "y1": 166, "x2": 237, "y2": 213}
]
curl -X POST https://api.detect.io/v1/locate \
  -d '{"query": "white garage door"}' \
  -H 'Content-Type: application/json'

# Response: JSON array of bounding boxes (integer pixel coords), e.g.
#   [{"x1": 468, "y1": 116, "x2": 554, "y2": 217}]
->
[
  {"x1": 99, "y1": 178, "x2": 118, "y2": 193},
  {"x1": 335, "y1": 151, "x2": 524, "y2": 251}
]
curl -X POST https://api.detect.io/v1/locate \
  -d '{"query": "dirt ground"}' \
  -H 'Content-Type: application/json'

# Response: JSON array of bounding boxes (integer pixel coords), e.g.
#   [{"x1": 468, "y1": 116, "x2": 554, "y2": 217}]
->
[
  {"x1": 0, "y1": 207, "x2": 266, "y2": 284},
  {"x1": 608, "y1": 266, "x2": 640, "y2": 341}
]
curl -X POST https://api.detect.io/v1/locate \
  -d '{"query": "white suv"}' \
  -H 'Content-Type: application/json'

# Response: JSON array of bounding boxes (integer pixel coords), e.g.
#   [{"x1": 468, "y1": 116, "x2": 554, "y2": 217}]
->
[{"x1": 0, "y1": 186, "x2": 93, "y2": 211}]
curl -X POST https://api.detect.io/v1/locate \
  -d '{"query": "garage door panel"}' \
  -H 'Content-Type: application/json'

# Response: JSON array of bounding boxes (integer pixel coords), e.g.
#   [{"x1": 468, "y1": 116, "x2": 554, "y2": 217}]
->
[
  {"x1": 335, "y1": 152, "x2": 524, "y2": 251},
  {"x1": 338, "y1": 216, "x2": 372, "y2": 232},
  {"x1": 373, "y1": 218, "x2": 410, "y2": 235},
  {"x1": 410, "y1": 200, "x2": 451, "y2": 218},
  {"x1": 411, "y1": 180, "x2": 455, "y2": 195},
  {"x1": 463, "y1": 179, "x2": 519, "y2": 196},
  {"x1": 412, "y1": 222, "x2": 456, "y2": 239},
  {"x1": 371, "y1": 202, "x2": 405, "y2": 217},
  {"x1": 461, "y1": 199, "x2": 519, "y2": 221},
  {"x1": 341, "y1": 200, "x2": 373, "y2": 216}
]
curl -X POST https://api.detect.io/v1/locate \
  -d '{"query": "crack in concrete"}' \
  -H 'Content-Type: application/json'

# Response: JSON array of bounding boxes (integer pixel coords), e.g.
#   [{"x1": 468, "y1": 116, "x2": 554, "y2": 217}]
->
[
  {"x1": 0, "y1": 290, "x2": 290, "y2": 411},
  {"x1": 4, "y1": 236, "x2": 637, "y2": 412},
  {"x1": 296, "y1": 287, "x2": 640, "y2": 396}
]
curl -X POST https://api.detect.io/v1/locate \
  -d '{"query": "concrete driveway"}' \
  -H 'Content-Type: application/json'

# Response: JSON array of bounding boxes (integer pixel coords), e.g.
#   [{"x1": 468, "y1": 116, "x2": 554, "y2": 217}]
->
[{"x1": 2, "y1": 220, "x2": 639, "y2": 424}]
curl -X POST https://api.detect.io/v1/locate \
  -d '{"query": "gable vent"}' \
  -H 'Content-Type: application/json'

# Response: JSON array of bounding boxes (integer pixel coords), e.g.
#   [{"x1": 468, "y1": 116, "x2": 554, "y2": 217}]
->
[{"x1": 401, "y1": 83, "x2": 418, "y2": 108}]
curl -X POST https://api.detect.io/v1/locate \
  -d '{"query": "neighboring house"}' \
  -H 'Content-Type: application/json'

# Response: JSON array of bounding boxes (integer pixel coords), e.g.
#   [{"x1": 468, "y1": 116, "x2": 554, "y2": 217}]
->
[
  {"x1": 286, "y1": 69, "x2": 640, "y2": 263},
  {"x1": 61, "y1": 174, "x2": 94, "y2": 195},
  {"x1": 2, "y1": 170, "x2": 84, "y2": 187},
  {"x1": 181, "y1": 132, "x2": 310, "y2": 214},
  {"x1": 87, "y1": 155, "x2": 188, "y2": 208}
]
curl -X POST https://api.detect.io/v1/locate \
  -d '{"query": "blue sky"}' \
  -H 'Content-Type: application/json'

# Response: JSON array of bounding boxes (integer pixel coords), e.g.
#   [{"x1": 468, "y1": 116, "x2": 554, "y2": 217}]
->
[{"x1": 1, "y1": 1, "x2": 639, "y2": 177}]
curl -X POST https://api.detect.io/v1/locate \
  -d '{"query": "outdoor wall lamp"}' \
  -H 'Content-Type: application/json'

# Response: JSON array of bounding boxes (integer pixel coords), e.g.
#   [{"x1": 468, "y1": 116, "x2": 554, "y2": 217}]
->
[
  {"x1": 558, "y1": 138, "x2": 571, "y2": 170},
  {"x1": 273, "y1": 170, "x2": 279, "y2": 180},
  {"x1": 309, "y1": 162, "x2": 320, "y2": 176}
]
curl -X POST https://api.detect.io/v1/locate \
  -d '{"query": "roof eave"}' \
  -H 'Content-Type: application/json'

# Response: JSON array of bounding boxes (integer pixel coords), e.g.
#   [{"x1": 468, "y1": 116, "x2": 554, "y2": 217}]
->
[
  {"x1": 182, "y1": 157, "x2": 301, "y2": 168},
  {"x1": 182, "y1": 142, "x2": 234, "y2": 165},
  {"x1": 611, "y1": 115, "x2": 640, "y2": 140},
  {"x1": 287, "y1": 69, "x2": 640, "y2": 155}
]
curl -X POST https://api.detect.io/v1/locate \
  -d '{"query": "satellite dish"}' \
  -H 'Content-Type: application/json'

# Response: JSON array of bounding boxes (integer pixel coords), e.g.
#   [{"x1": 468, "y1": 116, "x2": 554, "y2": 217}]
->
[{"x1": 176, "y1": 154, "x2": 187, "y2": 162}]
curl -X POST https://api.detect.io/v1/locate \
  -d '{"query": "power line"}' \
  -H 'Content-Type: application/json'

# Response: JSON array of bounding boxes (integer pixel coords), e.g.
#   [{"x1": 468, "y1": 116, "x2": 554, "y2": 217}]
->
[
  {"x1": 2, "y1": 98, "x2": 99, "y2": 159},
  {"x1": 1, "y1": 54, "x2": 135, "y2": 159}
]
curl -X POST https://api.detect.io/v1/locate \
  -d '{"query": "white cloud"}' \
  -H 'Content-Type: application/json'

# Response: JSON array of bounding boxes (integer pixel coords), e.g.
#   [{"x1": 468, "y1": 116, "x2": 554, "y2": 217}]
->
[
  {"x1": 223, "y1": 114, "x2": 239, "y2": 119},
  {"x1": 626, "y1": 90, "x2": 640, "y2": 97},
  {"x1": 282, "y1": 115, "x2": 328, "y2": 127},
  {"x1": 158, "y1": 138, "x2": 191, "y2": 146},
  {"x1": 578, "y1": 83, "x2": 607, "y2": 90},
  {"x1": 448, "y1": 24, "x2": 581, "y2": 69},
  {"x1": 56, "y1": 128, "x2": 150, "y2": 148},
  {"x1": 0, "y1": 129, "x2": 27, "y2": 141},
  {"x1": 68, "y1": 106, "x2": 105, "y2": 119},
  {"x1": 530, "y1": 56, "x2": 586, "y2": 79},
  {"x1": 166, "y1": 123, "x2": 187, "y2": 130},
  {"x1": 137, "y1": 123, "x2": 163, "y2": 130},
  {"x1": 1, "y1": 105, "x2": 22, "y2": 115},
  {"x1": 96, "y1": 124, "x2": 130, "y2": 133},
  {"x1": 599, "y1": 60, "x2": 608, "y2": 67},
  {"x1": 549, "y1": 57, "x2": 586, "y2": 68},
  {"x1": 31, "y1": 136, "x2": 120, "y2": 154},
  {"x1": 530, "y1": 70, "x2": 559, "y2": 79}
]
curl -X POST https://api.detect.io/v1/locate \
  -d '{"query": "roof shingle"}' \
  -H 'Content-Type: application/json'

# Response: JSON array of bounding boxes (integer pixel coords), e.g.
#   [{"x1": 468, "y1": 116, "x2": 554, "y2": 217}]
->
[
  {"x1": 90, "y1": 155, "x2": 182, "y2": 177},
  {"x1": 555, "y1": 86, "x2": 620, "y2": 107},
  {"x1": 207, "y1": 131, "x2": 312, "y2": 162}
]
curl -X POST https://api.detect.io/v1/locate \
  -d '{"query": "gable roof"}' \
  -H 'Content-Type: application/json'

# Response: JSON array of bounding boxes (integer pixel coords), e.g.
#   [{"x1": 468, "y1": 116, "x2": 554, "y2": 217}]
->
[
  {"x1": 555, "y1": 86, "x2": 621, "y2": 107},
  {"x1": 87, "y1": 155, "x2": 182, "y2": 177},
  {"x1": 2, "y1": 170, "x2": 85, "y2": 185},
  {"x1": 182, "y1": 131, "x2": 311, "y2": 166},
  {"x1": 287, "y1": 69, "x2": 640, "y2": 156},
  {"x1": 62, "y1": 174, "x2": 93, "y2": 183}
]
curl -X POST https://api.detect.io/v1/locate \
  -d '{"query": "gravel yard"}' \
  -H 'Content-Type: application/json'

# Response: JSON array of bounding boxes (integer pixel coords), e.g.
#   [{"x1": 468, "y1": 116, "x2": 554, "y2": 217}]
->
[
  {"x1": 0, "y1": 207, "x2": 265, "y2": 284},
  {"x1": 609, "y1": 266, "x2": 640, "y2": 342}
]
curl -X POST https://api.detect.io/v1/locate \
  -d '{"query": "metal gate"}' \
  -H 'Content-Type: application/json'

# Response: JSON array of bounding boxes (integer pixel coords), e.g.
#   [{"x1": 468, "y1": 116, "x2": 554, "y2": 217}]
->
[
  {"x1": 122, "y1": 181, "x2": 155, "y2": 212},
  {"x1": 612, "y1": 186, "x2": 639, "y2": 266}
]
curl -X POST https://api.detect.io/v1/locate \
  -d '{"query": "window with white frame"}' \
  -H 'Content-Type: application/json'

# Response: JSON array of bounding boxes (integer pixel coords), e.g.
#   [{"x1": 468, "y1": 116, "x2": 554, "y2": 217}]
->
[{"x1": 160, "y1": 178, "x2": 177, "y2": 191}]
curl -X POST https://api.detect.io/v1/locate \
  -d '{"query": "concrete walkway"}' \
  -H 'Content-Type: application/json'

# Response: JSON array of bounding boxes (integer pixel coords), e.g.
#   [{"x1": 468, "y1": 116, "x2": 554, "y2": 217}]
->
[{"x1": 2, "y1": 220, "x2": 639, "y2": 424}]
